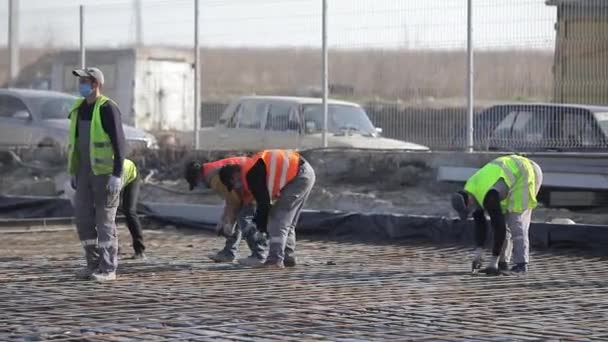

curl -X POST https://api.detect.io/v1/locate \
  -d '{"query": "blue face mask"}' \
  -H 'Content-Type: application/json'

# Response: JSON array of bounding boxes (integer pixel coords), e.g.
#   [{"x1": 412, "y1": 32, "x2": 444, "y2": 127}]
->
[{"x1": 79, "y1": 83, "x2": 93, "y2": 97}]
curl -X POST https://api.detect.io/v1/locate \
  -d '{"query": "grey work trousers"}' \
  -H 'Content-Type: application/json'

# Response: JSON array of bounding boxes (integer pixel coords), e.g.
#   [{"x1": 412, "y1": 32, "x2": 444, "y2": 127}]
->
[
  {"x1": 266, "y1": 161, "x2": 316, "y2": 264},
  {"x1": 222, "y1": 204, "x2": 267, "y2": 259},
  {"x1": 74, "y1": 172, "x2": 120, "y2": 273},
  {"x1": 500, "y1": 161, "x2": 543, "y2": 265}
]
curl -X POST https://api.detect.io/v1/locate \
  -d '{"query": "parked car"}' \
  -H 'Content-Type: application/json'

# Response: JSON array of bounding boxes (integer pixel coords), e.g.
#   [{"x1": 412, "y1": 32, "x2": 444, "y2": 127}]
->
[
  {"x1": 197, "y1": 96, "x2": 429, "y2": 151},
  {"x1": 0, "y1": 88, "x2": 158, "y2": 150},
  {"x1": 454, "y1": 103, "x2": 608, "y2": 152}
]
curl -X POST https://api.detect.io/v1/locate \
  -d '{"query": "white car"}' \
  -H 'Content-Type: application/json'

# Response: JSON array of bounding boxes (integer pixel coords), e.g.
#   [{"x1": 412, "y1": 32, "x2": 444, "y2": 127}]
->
[
  {"x1": 197, "y1": 96, "x2": 429, "y2": 151},
  {"x1": 0, "y1": 88, "x2": 157, "y2": 150}
]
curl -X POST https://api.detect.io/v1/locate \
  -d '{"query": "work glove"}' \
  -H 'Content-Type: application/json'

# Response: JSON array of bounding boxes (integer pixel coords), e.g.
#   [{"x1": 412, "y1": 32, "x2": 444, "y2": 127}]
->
[{"x1": 107, "y1": 175, "x2": 122, "y2": 195}]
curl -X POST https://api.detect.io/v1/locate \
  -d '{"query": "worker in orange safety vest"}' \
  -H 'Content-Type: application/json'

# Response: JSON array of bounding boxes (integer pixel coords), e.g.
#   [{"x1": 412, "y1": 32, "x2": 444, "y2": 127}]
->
[
  {"x1": 219, "y1": 150, "x2": 315, "y2": 268},
  {"x1": 185, "y1": 156, "x2": 267, "y2": 263}
]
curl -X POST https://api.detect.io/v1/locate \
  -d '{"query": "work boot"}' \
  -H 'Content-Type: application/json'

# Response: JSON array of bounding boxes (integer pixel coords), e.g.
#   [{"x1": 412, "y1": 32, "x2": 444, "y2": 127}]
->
[
  {"x1": 510, "y1": 263, "x2": 528, "y2": 274},
  {"x1": 498, "y1": 261, "x2": 509, "y2": 272},
  {"x1": 254, "y1": 260, "x2": 285, "y2": 269},
  {"x1": 238, "y1": 255, "x2": 266, "y2": 267},
  {"x1": 207, "y1": 251, "x2": 236, "y2": 263},
  {"x1": 91, "y1": 271, "x2": 117, "y2": 282},
  {"x1": 471, "y1": 259, "x2": 482, "y2": 273},
  {"x1": 75, "y1": 267, "x2": 96, "y2": 280},
  {"x1": 481, "y1": 266, "x2": 501, "y2": 276},
  {"x1": 284, "y1": 256, "x2": 297, "y2": 267}
]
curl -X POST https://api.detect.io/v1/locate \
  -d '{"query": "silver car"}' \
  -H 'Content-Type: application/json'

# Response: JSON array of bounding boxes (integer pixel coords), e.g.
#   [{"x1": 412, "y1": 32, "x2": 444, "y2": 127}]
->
[
  {"x1": 0, "y1": 88, "x2": 157, "y2": 150},
  {"x1": 196, "y1": 96, "x2": 429, "y2": 151}
]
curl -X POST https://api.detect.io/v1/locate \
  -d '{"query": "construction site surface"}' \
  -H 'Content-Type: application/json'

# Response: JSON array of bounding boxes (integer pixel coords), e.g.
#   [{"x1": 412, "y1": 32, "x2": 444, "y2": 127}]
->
[{"x1": 1, "y1": 225, "x2": 607, "y2": 341}]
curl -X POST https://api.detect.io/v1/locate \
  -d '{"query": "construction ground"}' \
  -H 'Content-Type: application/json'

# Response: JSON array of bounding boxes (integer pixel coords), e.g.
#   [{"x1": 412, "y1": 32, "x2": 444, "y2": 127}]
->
[{"x1": 1, "y1": 224, "x2": 607, "y2": 341}]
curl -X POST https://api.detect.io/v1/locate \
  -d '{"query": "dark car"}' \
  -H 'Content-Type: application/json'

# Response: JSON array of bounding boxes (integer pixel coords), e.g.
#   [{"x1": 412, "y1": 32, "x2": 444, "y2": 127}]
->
[{"x1": 468, "y1": 103, "x2": 608, "y2": 152}]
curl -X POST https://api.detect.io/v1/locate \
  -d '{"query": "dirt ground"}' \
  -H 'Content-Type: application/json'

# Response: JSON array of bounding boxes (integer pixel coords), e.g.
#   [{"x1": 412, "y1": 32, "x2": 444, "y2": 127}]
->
[{"x1": 2, "y1": 150, "x2": 608, "y2": 225}]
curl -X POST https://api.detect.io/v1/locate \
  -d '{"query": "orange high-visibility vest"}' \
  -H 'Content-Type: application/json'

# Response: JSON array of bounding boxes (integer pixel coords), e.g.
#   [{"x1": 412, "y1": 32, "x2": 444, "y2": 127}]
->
[
  {"x1": 202, "y1": 156, "x2": 249, "y2": 180},
  {"x1": 241, "y1": 150, "x2": 300, "y2": 204}
]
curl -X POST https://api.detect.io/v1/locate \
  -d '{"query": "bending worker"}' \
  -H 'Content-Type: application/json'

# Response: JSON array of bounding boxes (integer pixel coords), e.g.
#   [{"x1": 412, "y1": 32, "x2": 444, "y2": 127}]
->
[
  {"x1": 185, "y1": 157, "x2": 267, "y2": 264},
  {"x1": 219, "y1": 149, "x2": 315, "y2": 268},
  {"x1": 451, "y1": 154, "x2": 543, "y2": 275},
  {"x1": 69, "y1": 67, "x2": 126, "y2": 282},
  {"x1": 70, "y1": 158, "x2": 146, "y2": 260}
]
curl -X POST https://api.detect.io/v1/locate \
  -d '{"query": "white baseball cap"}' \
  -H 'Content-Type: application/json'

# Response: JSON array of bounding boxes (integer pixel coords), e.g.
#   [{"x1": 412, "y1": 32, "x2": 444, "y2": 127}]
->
[{"x1": 72, "y1": 67, "x2": 105, "y2": 86}]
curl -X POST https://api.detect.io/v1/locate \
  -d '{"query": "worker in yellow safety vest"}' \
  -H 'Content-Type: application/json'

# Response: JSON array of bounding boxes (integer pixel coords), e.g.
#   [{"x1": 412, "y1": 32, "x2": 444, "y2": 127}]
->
[
  {"x1": 218, "y1": 150, "x2": 316, "y2": 268},
  {"x1": 450, "y1": 155, "x2": 543, "y2": 275},
  {"x1": 69, "y1": 67, "x2": 126, "y2": 282}
]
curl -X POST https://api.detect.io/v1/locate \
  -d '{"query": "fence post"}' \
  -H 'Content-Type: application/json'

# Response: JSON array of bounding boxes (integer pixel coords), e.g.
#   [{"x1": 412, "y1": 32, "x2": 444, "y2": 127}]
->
[
  {"x1": 194, "y1": 0, "x2": 201, "y2": 150},
  {"x1": 321, "y1": 0, "x2": 328, "y2": 148},
  {"x1": 79, "y1": 5, "x2": 85, "y2": 69},
  {"x1": 8, "y1": 0, "x2": 20, "y2": 87},
  {"x1": 466, "y1": 0, "x2": 474, "y2": 152}
]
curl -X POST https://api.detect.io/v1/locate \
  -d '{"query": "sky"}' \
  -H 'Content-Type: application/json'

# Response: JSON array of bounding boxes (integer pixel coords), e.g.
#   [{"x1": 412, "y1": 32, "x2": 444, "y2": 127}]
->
[{"x1": 0, "y1": 0, "x2": 557, "y2": 50}]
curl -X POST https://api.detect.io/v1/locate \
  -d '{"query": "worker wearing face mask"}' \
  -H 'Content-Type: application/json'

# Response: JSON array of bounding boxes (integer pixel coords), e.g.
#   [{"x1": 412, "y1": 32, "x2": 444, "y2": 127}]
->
[{"x1": 68, "y1": 67, "x2": 126, "y2": 282}]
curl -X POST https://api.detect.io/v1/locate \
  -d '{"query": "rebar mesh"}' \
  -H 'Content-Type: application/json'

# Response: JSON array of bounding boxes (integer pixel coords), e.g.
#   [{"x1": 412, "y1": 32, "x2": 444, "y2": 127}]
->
[{"x1": 1, "y1": 226, "x2": 607, "y2": 341}]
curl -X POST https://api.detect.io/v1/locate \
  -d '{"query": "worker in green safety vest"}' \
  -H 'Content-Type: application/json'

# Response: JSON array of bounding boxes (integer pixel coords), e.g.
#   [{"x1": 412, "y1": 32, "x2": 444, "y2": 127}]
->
[
  {"x1": 69, "y1": 67, "x2": 126, "y2": 282},
  {"x1": 118, "y1": 159, "x2": 146, "y2": 259},
  {"x1": 450, "y1": 155, "x2": 543, "y2": 275}
]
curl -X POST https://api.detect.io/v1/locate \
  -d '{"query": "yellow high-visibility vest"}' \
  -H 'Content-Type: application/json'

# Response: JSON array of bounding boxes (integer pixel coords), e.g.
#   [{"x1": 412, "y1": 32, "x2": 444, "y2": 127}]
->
[
  {"x1": 67, "y1": 95, "x2": 115, "y2": 176},
  {"x1": 464, "y1": 155, "x2": 538, "y2": 213}
]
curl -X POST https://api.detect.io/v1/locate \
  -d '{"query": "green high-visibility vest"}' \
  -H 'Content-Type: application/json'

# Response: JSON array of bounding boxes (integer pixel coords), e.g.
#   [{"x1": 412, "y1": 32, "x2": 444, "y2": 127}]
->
[
  {"x1": 464, "y1": 155, "x2": 538, "y2": 214},
  {"x1": 122, "y1": 159, "x2": 138, "y2": 187},
  {"x1": 67, "y1": 95, "x2": 115, "y2": 176}
]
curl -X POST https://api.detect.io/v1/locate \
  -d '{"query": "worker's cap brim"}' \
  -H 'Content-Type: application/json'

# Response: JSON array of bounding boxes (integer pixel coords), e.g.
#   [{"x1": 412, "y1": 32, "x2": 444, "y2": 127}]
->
[{"x1": 72, "y1": 67, "x2": 105, "y2": 85}]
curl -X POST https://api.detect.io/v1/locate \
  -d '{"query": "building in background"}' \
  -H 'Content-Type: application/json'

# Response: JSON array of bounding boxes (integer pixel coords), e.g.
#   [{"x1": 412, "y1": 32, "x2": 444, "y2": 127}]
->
[
  {"x1": 547, "y1": 0, "x2": 608, "y2": 105},
  {"x1": 7, "y1": 47, "x2": 195, "y2": 132}
]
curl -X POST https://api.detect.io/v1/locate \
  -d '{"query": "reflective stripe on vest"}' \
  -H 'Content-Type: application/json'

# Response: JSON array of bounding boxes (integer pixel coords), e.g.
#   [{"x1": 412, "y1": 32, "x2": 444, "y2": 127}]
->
[
  {"x1": 263, "y1": 150, "x2": 300, "y2": 199},
  {"x1": 241, "y1": 150, "x2": 300, "y2": 203},
  {"x1": 67, "y1": 95, "x2": 115, "y2": 176},
  {"x1": 464, "y1": 155, "x2": 537, "y2": 214}
]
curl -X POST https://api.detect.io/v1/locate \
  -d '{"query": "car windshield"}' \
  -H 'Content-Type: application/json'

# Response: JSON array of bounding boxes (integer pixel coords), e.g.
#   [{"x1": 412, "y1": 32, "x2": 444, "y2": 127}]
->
[
  {"x1": 302, "y1": 104, "x2": 376, "y2": 135},
  {"x1": 22, "y1": 94, "x2": 76, "y2": 120},
  {"x1": 593, "y1": 112, "x2": 608, "y2": 137}
]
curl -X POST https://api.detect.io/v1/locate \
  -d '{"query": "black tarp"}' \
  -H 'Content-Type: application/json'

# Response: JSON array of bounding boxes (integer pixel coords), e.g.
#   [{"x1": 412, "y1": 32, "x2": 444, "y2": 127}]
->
[{"x1": 1, "y1": 195, "x2": 607, "y2": 250}]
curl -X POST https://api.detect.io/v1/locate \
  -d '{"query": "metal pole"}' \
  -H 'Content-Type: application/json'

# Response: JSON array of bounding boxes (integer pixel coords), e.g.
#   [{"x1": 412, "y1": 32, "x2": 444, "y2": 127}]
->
[
  {"x1": 194, "y1": 0, "x2": 201, "y2": 150},
  {"x1": 79, "y1": 5, "x2": 85, "y2": 69},
  {"x1": 321, "y1": 0, "x2": 328, "y2": 148},
  {"x1": 134, "y1": 0, "x2": 143, "y2": 47},
  {"x1": 466, "y1": 0, "x2": 474, "y2": 152},
  {"x1": 8, "y1": 0, "x2": 19, "y2": 87}
]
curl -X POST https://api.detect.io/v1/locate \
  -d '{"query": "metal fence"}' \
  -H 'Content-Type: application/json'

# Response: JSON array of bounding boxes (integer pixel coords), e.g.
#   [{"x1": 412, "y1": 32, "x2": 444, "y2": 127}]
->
[{"x1": 1, "y1": 0, "x2": 608, "y2": 152}]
